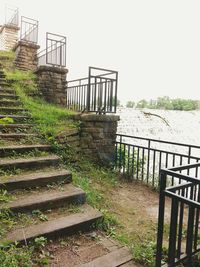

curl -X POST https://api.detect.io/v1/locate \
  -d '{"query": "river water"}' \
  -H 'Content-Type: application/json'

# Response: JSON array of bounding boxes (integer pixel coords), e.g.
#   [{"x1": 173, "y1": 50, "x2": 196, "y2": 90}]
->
[
  {"x1": 117, "y1": 108, "x2": 200, "y2": 146},
  {"x1": 116, "y1": 108, "x2": 200, "y2": 181}
]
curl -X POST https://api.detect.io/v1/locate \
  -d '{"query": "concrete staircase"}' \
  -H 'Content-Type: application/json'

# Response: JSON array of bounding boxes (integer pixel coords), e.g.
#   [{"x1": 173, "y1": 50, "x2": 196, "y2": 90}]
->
[
  {"x1": 0, "y1": 69, "x2": 135, "y2": 266},
  {"x1": 0, "y1": 69, "x2": 102, "y2": 246}
]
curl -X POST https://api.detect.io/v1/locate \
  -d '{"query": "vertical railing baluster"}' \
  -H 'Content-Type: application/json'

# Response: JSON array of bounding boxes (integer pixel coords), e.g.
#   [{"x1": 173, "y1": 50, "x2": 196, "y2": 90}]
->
[
  {"x1": 165, "y1": 152, "x2": 168, "y2": 168},
  {"x1": 172, "y1": 153, "x2": 175, "y2": 186},
  {"x1": 110, "y1": 80, "x2": 113, "y2": 112},
  {"x1": 119, "y1": 135, "x2": 122, "y2": 170},
  {"x1": 177, "y1": 188, "x2": 185, "y2": 259},
  {"x1": 153, "y1": 150, "x2": 156, "y2": 187},
  {"x1": 104, "y1": 80, "x2": 107, "y2": 113},
  {"x1": 146, "y1": 140, "x2": 150, "y2": 184},
  {"x1": 141, "y1": 148, "x2": 145, "y2": 181},
  {"x1": 127, "y1": 145, "x2": 130, "y2": 177},
  {"x1": 156, "y1": 171, "x2": 167, "y2": 267},
  {"x1": 194, "y1": 184, "x2": 200, "y2": 250},
  {"x1": 186, "y1": 206, "x2": 195, "y2": 267},
  {"x1": 136, "y1": 147, "x2": 140, "y2": 180},
  {"x1": 187, "y1": 146, "x2": 191, "y2": 176},
  {"x1": 168, "y1": 198, "x2": 179, "y2": 266},
  {"x1": 123, "y1": 144, "x2": 126, "y2": 175},
  {"x1": 158, "y1": 152, "x2": 162, "y2": 187},
  {"x1": 131, "y1": 146, "x2": 135, "y2": 180}
]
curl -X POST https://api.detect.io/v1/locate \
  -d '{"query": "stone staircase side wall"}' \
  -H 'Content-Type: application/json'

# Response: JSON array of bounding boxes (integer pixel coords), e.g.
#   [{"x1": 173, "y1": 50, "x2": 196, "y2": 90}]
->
[
  {"x1": 13, "y1": 41, "x2": 40, "y2": 71},
  {"x1": 0, "y1": 25, "x2": 19, "y2": 51},
  {"x1": 35, "y1": 65, "x2": 68, "y2": 106},
  {"x1": 73, "y1": 114, "x2": 120, "y2": 166}
]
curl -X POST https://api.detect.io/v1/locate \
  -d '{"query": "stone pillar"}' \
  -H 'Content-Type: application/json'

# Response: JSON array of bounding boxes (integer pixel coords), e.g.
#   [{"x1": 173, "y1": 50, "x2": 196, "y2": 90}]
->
[
  {"x1": 74, "y1": 114, "x2": 120, "y2": 166},
  {"x1": 35, "y1": 66, "x2": 68, "y2": 106},
  {"x1": 13, "y1": 41, "x2": 40, "y2": 71},
  {"x1": 0, "y1": 24, "x2": 19, "y2": 51}
]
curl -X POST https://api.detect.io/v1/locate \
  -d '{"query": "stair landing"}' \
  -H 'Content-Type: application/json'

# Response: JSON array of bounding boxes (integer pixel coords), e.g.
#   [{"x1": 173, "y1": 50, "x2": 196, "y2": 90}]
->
[{"x1": 32, "y1": 231, "x2": 141, "y2": 267}]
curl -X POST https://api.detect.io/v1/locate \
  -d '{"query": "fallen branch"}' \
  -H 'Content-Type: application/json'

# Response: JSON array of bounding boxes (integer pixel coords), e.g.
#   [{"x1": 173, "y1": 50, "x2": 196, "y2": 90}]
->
[{"x1": 142, "y1": 111, "x2": 170, "y2": 127}]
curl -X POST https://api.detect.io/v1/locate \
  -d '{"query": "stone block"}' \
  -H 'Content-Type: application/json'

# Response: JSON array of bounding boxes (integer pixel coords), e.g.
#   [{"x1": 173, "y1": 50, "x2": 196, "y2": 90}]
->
[{"x1": 35, "y1": 66, "x2": 68, "y2": 106}]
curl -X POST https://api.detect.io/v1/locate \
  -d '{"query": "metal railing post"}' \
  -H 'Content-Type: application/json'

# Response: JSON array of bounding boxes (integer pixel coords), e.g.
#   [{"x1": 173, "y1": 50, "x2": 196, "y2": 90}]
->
[
  {"x1": 187, "y1": 146, "x2": 191, "y2": 175},
  {"x1": 147, "y1": 139, "x2": 151, "y2": 184},
  {"x1": 155, "y1": 171, "x2": 167, "y2": 267},
  {"x1": 114, "y1": 71, "x2": 118, "y2": 113},
  {"x1": 86, "y1": 67, "x2": 91, "y2": 112}
]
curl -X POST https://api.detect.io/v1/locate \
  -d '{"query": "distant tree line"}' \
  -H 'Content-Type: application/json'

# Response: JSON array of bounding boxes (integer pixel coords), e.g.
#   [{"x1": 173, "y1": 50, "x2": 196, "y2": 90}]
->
[{"x1": 125, "y1": 97, "x2": 200, "y2": 111}]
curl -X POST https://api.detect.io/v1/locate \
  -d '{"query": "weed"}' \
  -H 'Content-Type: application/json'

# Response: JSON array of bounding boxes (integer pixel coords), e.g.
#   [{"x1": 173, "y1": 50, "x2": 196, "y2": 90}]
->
[
  {"x1": 0, "y1": 242, "x2": 33, "y2": 267},
  {"x1": 0, "y1": 190, "x2": 12, "y2": 203},
  {"x1": 33, "y1": 237, "x2": 47, "y2": 249},
  {"x1": 32, "y1": 210, "x2": 48, "y2": 222},
  {"x1": 0, "y1": 168, "x2": 22, "y2": 177},
  {"x1": 132, "y1": 241, "x2": 156, "y2": 267},
  {"x1": 115, "y1": 144, "x2": 145, "y2": 178},
  {"x1": 8, "y1": 149, "x2": 49, "y2": 160},
  {"x1": 0, "y1": 209, "x2": 16, "y2": 238},
  {"x1": 0, "y1": 117, "x2": 14, "y2": 125}
]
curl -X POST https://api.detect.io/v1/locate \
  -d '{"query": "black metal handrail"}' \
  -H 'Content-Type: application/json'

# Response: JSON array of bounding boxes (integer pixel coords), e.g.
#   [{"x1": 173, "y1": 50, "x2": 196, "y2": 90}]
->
[
  {"x1": 38, "y1": 32, "x2": 66, "y2": 67},
  {"x1": 115, "y1": 134, "x2": 200, "y2": 266},
  {"x1": 115, "y1": 134, "x2": 200, "y2": 188},
  {"x1": 66, "y1": 67, "x2": 118, "y2": 114},
  {"x1": 5, "y1": 6, "x2": 19, "y2": 27},
  {"x1": 156, "y1": 163, "x2": 200, "y2": 267},
  {"x1": 20, "y1": 16, "x2": 38, "y2": 44}
]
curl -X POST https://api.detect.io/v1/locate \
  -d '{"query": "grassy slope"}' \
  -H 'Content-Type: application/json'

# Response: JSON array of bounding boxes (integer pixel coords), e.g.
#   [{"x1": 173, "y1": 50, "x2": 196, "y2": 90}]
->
[{"x1": 0, "y1": 54, "x2": 158, "y2": 267}]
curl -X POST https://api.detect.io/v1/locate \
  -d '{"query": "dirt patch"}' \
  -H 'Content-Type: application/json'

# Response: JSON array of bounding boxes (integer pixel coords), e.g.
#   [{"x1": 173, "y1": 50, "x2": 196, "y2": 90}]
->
[
  {"x1": 109, "y1": 180, "x2": 171, "y2": 241},
  {"x1": 40, "y1": 231, "x2": 142, "y2": 267},
  {"x1": 38, "y1": 231, "x2": 128, "y2": 267},
  {"x1": 39, "y1": 233, "x2": 107, "y2": 267}
]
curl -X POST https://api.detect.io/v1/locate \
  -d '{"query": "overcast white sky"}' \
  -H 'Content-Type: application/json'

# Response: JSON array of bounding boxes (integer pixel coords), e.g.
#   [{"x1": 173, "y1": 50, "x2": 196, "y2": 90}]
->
[{"x1": 1, "y1": 0, "x2": 200, "y2": 103}]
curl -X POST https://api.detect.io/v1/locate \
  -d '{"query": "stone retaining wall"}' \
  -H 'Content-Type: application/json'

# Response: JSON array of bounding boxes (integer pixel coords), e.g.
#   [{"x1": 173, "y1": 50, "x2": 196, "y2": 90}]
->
[
  {"x1": 73, "y1": 114, "x2": 120, "y2": 166},
  {"x1": 14, "y1": 41, "x2": 40, "y2": 71},
  {"x1": 56, "y1": 129, "x2": 80, "y2": 150},
  {"x1": 0, "y1": 25, "x2": 19, "y2": 51},
  {"x1": 36, "y1": 66, "x2": 68, "y2": 106}
]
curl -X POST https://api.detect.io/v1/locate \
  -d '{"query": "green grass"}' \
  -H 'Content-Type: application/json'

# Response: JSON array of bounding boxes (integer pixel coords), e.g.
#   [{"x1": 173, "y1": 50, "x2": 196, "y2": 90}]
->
[
  {"x1": 4, "y1": 69, "x2": 79, "y2": 145},
  {"x1": 4, "y1": 70, "x2": 35, "y2": 82},
  {"x1": 0, "y1": 51, "x2": 15, "y2": 61},
  {"x1": 0, "y1": 51, "x2": 15, "y2": 71},
  {"x1": 14, "y1": 84, "x2": 79, "y2": 141}
]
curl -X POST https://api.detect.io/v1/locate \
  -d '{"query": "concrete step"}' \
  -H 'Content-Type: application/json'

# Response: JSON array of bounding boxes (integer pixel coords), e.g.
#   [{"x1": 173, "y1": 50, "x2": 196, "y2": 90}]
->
[
  {"x1": 0, "y1": 124, "x2": 33, "y2": 133},
  {"x1": 0, "y1": 155, "x2": 61, "y2": 171},
  {"x1": 0, "y1": 80, "x2": 6, "y2": 84},
  {"x1": 0, "y1": 123, "x2": 32, "y2": 129},
  {"x1": 0, "y1": 133, "x2": 37, "y2": 140},
  {"x1": 78, "y1": 247, "x2": 133, "y2": 267},
  {"x1": 0, "y1": 94, "x2": 18, "y2": 100},
  {"x1": 0, "y1": 93, "x2": 19, "y2": 100},
  {"x1": 0, "y1": 82, "x2": 10, "y2": 87},
  {"x1": 0, "y1": 169, "x2": 72, "y2": 191},
  {"x1": 0, "y1": 114, "x2": 31, "y2": 123},
  {"x1": 0, "y1": 184, "x2": 86, "y2": 213},
  {"x1": 0, "y1": 107, "x2": 28, "y2": 114},
  {"x1": 0, "y1": 144, "x2": 51, "y2": 157},
  {"x1": 0, "y1": 89, "x2": 16, "y2": 95},
  {"x1": 4, "y1": 206, "x2": 102, "y2": 244},
  {"x1": 0, "y1": 100, "x2": 22, "y2": 107}
]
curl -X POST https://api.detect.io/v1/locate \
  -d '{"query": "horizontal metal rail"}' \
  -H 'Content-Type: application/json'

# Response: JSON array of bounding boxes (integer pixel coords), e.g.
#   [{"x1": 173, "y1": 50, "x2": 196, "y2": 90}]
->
[
  {"x1": 115, "y1": 134, "x2": 200, "y2": 188},
  {"x1": 66, "y1": 67, "x2": 118, "y2": 114}
]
